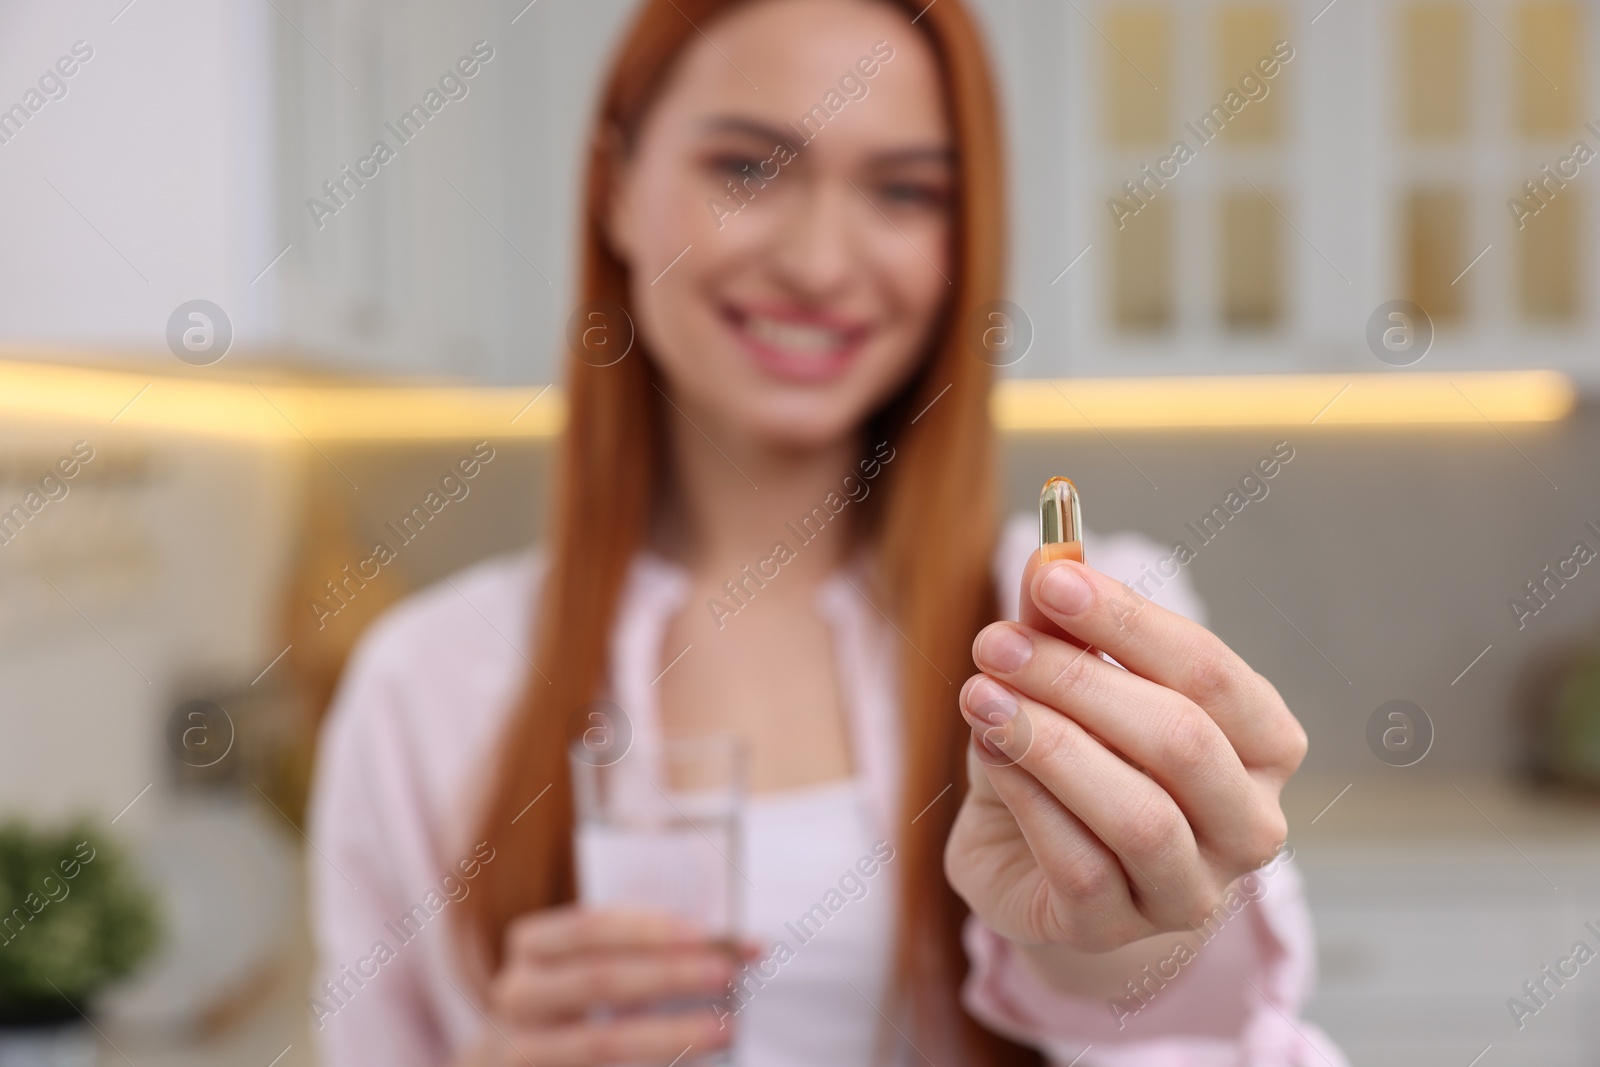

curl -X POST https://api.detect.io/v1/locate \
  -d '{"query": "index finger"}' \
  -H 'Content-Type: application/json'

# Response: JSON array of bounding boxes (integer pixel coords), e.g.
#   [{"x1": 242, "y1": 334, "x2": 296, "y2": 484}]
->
[
  {"x1": 507, "y1": 905, "x2": 708, "y2": 962},
  {"x1": 1025, "y1": 557, "x2": 1295, "y2": 769}
]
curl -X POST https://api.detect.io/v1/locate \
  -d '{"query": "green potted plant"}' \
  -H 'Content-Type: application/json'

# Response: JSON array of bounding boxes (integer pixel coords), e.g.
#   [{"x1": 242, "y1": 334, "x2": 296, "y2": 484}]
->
[
  {"x1": 0, "y1": 819, "x2": 159, "y2": 1067},
  {"x1": 1550, "y1": 642, "x2": 1600, "y2": 789}
]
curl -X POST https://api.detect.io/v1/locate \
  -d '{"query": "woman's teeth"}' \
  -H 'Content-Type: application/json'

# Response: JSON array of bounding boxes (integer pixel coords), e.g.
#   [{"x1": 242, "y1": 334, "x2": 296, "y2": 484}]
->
[{"x1": 743, "y1": 315, "x2": 847, "y2": 354}]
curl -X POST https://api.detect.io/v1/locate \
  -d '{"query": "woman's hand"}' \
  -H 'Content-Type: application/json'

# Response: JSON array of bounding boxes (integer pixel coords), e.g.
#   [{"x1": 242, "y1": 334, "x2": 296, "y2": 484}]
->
[
  {"x1": 944, "y1": 551, "x2": 1308, "y2": 955},
  {"x1": 453, "y1": 905, "x2": 755, "y2": 1067}
]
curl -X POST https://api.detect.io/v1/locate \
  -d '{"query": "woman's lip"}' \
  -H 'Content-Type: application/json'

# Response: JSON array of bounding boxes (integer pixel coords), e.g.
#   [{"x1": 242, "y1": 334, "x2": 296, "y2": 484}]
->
[{"x1": 720, "y1": 305, "x2": 870, "y2": 383}]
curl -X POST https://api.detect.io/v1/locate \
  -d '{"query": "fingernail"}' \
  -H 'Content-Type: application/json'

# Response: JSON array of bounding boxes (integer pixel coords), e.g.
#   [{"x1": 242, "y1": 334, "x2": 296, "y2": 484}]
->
[
  {"x1": 965, "y1": 676, "x2": 1017, "y2": 725},
  {"x1": 1039, "y1": 564, "x2": 1093, "y2": 615},
  {"x1": 976, "y1": 623, "x2": 1033, "y2": 673}
]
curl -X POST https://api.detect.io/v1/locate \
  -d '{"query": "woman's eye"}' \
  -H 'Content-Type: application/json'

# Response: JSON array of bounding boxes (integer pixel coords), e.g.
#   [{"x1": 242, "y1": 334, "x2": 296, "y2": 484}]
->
[
  {"x1": 707, "y1": 153, "x2": 763, "y2": 178},
  {"x1": 878, "y1": 181, "x2": 948, "y2": 209}
]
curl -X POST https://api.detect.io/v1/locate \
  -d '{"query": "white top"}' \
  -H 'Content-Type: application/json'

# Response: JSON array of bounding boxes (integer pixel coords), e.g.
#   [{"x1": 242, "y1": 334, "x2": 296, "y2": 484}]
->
[{"x1": 732, "y1": 777, "x2": 896, "y2": 1065}]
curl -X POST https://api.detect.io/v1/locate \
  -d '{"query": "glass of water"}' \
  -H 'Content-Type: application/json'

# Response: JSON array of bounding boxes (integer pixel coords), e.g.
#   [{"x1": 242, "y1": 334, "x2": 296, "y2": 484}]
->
[{"x1": 569, "y1": 730, "x2": 745, "y2": 1054}]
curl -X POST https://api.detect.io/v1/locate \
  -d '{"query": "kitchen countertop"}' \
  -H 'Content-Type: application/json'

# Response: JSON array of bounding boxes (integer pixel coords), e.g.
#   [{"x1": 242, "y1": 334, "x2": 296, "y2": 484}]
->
[{"x1": 1282, "y1": 773, "x2": 1600, "y2": 845}]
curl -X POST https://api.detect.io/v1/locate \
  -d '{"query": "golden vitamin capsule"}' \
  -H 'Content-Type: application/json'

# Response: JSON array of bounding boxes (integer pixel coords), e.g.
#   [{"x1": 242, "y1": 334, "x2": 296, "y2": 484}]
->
[{"x1": 1038, "y1": 476, "x2": 1083, "y2": 564}]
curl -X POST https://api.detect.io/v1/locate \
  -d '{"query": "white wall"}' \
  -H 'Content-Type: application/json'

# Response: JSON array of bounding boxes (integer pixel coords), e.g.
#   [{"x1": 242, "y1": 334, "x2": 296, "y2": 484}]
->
[{"x1": 0, "y1": 422, "x2": 302, "y2": 822}]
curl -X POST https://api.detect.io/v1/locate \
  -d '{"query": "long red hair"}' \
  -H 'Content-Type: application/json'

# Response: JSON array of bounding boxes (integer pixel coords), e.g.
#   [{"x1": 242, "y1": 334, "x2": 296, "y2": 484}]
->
[{"x1": 460, "y1": 1, "x2": 1038, "y2": 1062}]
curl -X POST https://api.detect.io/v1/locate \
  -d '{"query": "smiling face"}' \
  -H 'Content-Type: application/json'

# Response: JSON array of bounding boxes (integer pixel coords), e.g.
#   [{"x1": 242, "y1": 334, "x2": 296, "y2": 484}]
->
[{"x1": 605, "y1": 0, "x2": 955, "y2": 451}]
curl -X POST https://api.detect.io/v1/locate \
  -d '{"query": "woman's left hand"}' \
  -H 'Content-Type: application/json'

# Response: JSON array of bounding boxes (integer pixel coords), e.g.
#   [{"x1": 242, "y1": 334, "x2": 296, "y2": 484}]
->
[{"x1": 944, "y1": 551, "x2": 1308, "y2": 953}]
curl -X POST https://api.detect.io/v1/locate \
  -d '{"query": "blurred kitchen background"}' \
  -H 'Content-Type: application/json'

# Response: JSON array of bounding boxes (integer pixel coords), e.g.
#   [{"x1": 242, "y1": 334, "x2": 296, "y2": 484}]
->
[{"x1": 2, "y1": 0, "x2": 1599, "y2": 1064}]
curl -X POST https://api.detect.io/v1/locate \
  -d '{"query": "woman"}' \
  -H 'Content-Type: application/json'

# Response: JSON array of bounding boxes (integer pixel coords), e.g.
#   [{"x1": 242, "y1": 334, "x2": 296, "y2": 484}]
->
[{"x1": 308, "y1": 0, "x2": 1346, "y2": 1064}]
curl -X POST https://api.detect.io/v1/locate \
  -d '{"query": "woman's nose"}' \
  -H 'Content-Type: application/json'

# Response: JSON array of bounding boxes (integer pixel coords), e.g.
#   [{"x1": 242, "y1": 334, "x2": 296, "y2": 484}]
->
[{"x1": 767, "y1": 179, "x2": 859, "y2": 298}]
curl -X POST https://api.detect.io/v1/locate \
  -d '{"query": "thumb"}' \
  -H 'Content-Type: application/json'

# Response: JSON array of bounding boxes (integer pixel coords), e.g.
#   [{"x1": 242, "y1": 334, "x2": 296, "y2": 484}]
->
[{"x1": 963, "y1": 734, "x2": 1007, "y2": 803}]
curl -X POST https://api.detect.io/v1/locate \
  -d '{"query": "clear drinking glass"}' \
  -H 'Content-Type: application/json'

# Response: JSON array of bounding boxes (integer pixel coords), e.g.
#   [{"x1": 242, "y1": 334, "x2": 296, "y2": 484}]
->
[{"x1": 569, "y1": 731, "x2": 745, "y2": 1060}]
